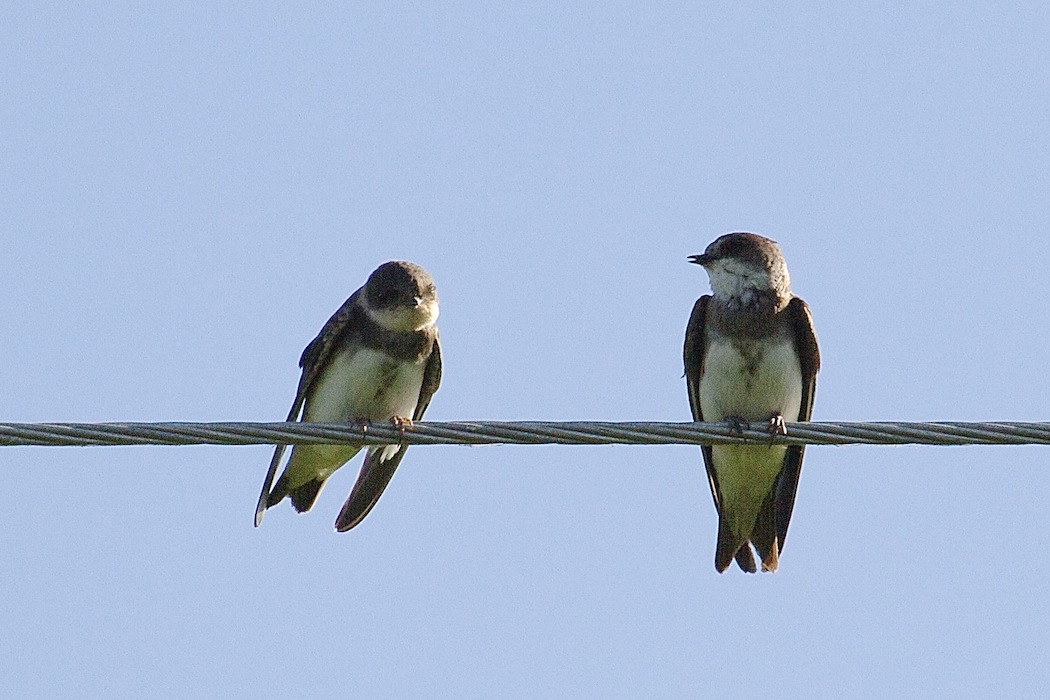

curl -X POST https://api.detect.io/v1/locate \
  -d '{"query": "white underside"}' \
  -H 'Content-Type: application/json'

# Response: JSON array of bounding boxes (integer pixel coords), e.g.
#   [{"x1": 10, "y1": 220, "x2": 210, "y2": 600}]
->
[
  {"x1": 698, "y1": 335, "x2": 803, "y2": 534},
  {"x1": 285, "y1": 347, "x2": 426, "y2": 486},
  {"x1": 305, "y1": 347, "x2": 425, "y2": 424}
]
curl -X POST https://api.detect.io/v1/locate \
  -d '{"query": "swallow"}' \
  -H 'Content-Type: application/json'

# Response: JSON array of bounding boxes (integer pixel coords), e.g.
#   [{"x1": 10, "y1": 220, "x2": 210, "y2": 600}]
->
[
  {"x1": 684, "y1": 233, "x2": 819, "y2": 572},
  {"x1": 255, "y1": 260, "x2": 442, "y2": 532}
]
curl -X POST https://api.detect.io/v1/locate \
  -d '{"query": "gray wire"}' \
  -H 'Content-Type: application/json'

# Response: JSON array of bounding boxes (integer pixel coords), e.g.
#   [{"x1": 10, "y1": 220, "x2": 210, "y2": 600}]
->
[{"x1": 1, "y1": 420, "x2": 1049, "y2": 447}]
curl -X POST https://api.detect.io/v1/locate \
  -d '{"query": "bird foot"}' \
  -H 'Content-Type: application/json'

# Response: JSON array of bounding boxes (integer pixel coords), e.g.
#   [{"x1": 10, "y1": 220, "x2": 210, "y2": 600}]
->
[
  {"x1": 764, "y1": 414, "x2": 787, "y2": 449},
  {"x1": 723, "y1": 415, "x2": 786, "y2": 445},
  {"x1": 725, "y1": 416, "x2": 750, "y2": 434},
  {"x1": 766, "y1": 414, "x2": 787, "y2": 436},
  {"x1": 345, "y1": 417, "x2": 371, "y2": 434},
  {"x1": 389, "y1": 416, "x2": 413, "y2": 434}
]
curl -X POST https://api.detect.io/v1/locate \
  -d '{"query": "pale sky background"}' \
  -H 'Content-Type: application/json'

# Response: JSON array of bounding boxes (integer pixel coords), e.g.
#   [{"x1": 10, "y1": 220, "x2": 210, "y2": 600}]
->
[{"x1": 3, "y1": 3, "x2": 1050, "y2": 698}]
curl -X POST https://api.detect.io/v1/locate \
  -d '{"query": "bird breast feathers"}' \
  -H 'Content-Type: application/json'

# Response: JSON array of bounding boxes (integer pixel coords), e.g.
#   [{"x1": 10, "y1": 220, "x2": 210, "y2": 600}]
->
[
  {"x1": 698, "y1": 336, "x2": 803, "y2": 422},
  {"x1": 304, "y1": 347, "x2": 426, "y2": 423}
]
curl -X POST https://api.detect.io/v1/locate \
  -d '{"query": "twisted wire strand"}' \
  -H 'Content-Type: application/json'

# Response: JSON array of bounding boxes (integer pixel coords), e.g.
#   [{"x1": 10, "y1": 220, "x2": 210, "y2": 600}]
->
[{"x1": 1, "y1": 420, "x2": 1049, "y2": 447}]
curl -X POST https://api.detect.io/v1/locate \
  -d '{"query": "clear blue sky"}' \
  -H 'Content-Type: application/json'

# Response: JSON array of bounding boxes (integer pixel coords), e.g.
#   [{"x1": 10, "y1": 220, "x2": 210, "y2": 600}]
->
[{"x1": 3, "y1": 3, "x2": 1049, "y2": 698}]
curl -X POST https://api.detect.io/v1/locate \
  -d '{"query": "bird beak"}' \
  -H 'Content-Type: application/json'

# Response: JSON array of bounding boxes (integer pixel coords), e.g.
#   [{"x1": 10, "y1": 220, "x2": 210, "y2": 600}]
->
[{"x1": 688, "y1": 254, "x2": 710, "y2": 266}]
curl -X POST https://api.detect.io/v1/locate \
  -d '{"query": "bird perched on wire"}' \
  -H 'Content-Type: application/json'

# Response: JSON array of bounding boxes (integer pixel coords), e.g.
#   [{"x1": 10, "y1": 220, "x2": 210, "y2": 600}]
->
[
  {"x1": 255, "y1": 260, "x2": 442, "y2": 532},
  {"x1": 684, "y1": 233, "x2": 819, "y2": 573}
]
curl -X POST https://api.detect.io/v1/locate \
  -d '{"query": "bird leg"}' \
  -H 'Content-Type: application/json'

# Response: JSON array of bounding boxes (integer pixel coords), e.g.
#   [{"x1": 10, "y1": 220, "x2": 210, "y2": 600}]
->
[
  {"x1": 765, "y1": 413, "x2": 787, "y2": 448},
  {"x1": 389, "y1": 415, "x2": 413, "y2": 434},
  {"x1": 724, "y1": 415, "x2": 750, "y2": 434},
  {"x1": 345, "y1": 417, "x2": 371, "y2": 434}
]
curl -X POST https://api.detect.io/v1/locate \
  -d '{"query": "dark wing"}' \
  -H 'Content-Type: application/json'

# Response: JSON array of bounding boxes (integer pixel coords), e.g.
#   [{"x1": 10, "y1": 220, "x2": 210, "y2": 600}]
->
[
  {"x1": 413, "y1": 334, "x2": 442, "y2": 421},
  {"x1": 683, "y1": 296, "x2": 709, "y2": 423},
  {"x1": 685, "y1": 297, "x2": 756, "y2": 572},
  {"x1": 772, "y1": 296, "x2": 821, "y2": 549},
  {"x1": 253, "y1": 288, "x2": 366, "y2": 527},
  {"x1": 684, "y1": 296, "x2": 723, "y2": 508},
  {"x1": 333, "y1": 335, "x2": 443, "y2": 532},
  {"x1": 296, "y1": 288, "x2": 370, "y2": 399}
]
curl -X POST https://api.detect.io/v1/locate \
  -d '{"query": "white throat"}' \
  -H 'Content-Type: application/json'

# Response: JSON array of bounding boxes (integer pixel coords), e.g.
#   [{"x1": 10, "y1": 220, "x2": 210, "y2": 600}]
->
[
  {"x1": 707, "y1": 258, "x2": 789, "y2": 303},
  {"x1": 366, "y1": 301, "x2": 439, "y2": 332}
]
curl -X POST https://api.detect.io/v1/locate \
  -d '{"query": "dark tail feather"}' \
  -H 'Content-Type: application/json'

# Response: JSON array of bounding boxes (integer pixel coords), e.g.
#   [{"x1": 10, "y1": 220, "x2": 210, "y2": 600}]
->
[
  {"x1": 289, "y1": 479, "x2": 324, "y2": 513},
  {"x1": 255, "y1": 444, "x2": 288, "y2": 527},
  {"x1": 334, "y1": 446, "x2": 406, "y2": 532},
  {"x1": 773, "y1": 445, "x2": 805, "y2": 552},
  {"x1": 752, "y1": 491, "x2": 781, "y2": 573},
  {"x1": 734, "y1": 545, "x2": 757, "y2": 573},
  {"x1": 715, "y1": 515, "x2": 756, "y2": 573},
  {"x1": 265, "y1": 472, "x2": 289, "y2": 508},
  {"x1": 265, "y1": 472, "x2": 325, "y2": 513}
]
